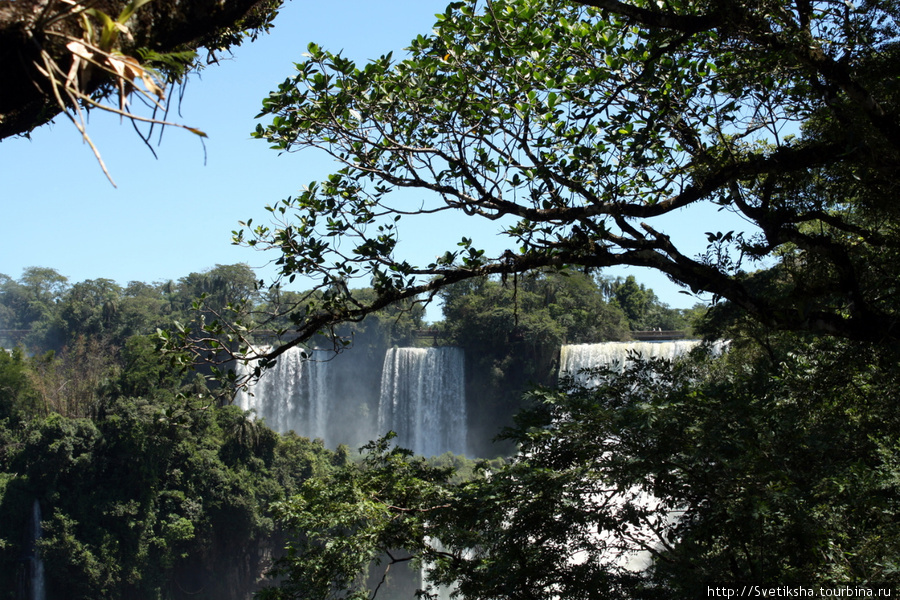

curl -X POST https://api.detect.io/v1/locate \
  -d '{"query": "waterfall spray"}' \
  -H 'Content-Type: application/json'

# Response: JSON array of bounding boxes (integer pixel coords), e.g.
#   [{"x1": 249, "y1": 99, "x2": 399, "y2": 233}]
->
[
  {"x1": 557, "y1": 340, "x2": 707, "y2": 573},
  {"x1": 560, "y1": 340, "x2": 703, "y2": 386},
  {"x1": 378, "y1": 347, "x2": 467, "y2": 457},
  {"x1": 28, "y1": 499, "x2": 45, "y2": 600},
  {"x1": 235, "y1": 346, "x2": 332, "y2": 445}
]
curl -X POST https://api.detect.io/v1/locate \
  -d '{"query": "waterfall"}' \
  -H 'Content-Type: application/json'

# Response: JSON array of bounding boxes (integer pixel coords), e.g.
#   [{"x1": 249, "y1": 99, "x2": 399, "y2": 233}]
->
[
  {"x1": 28, "y1": 499, "x2": 45, "y2": 600},
  {"x1": 234, "y1": 345, "x2": 467, "y2": 453},
  {"x1": 378, "y1": 348, "x2": 467, "y2": 457},
  {"x1": 419, "y1": 537, "x2": 456, "y2": 600},
  {"x1": 560, "y1": 340, "x2": 703, "y2": 386},
  {"x1": 558, "y1": 340, "x2": 706, "y2": 575},
  {"x1": 235, "y1": 347, "x2": 332, "y2": 445}
]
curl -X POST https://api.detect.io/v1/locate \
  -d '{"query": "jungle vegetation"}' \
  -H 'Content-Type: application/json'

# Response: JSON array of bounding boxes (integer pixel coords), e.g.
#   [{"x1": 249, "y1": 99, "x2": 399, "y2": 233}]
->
[
  {"x1": 0, "y1": 262, "x2": 666, "y2": 598},
  {"x1": 210, "y1": 0, "x2": 900, "y2": 597}
]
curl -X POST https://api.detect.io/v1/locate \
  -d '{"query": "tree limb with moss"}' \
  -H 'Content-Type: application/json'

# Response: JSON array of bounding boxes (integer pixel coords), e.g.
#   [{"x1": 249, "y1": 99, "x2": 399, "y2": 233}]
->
[{"x1": 0, "y1": 0, "x2": 281, "y2": 182}]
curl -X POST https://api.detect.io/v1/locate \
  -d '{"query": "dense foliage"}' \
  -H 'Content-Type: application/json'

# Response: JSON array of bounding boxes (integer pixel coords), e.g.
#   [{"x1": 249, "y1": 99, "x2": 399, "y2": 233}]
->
[
  {"x1": 0, "y1": 401, "x2": 335, "y2": 600},
  {"x1": 231, "y1": 0, "x2": 900, "y2": 357},
  {"x1": 0, "y1": 266, "x2": 343, "y2": 600},
  {"x1": 232, "y1": 0, "x2": 900, "y2": 598},
  {"x1": 0, "y1": 352, "x2": 337, "y2": 600},
  {"x1": 259, "y1": 334, "x2": 900, "y2": 599}
]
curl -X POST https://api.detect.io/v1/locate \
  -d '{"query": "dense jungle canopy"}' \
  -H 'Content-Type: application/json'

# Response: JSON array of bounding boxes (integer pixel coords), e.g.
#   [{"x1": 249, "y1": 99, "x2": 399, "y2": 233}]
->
[
  {"x1": 0, "y1": 263, "x2": 680, "y2": 598},
  {"x1": 225, "y1": 0, "x2": 900, "y2": 597}
]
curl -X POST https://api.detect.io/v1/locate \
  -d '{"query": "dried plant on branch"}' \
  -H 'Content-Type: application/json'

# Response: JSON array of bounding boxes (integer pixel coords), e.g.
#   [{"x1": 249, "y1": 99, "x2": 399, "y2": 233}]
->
[
  {"x1": 0, "y1": 0, "x2": 282, "y2": 182},
  {"x1": 31, "y1": 0, "x2": 206, "y2": 184}
]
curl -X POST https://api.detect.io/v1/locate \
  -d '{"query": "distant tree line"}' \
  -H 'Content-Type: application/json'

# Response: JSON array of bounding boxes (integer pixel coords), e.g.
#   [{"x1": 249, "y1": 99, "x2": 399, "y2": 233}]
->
[{"x1": 0, "y1": 264, "x2": 258, "y2": 358}]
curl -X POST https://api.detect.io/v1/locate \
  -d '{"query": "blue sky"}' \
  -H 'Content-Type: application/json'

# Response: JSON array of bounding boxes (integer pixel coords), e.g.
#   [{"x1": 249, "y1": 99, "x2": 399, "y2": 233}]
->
[{"x1": 0, "y1": 0, "x2": 744, "y2": 321}]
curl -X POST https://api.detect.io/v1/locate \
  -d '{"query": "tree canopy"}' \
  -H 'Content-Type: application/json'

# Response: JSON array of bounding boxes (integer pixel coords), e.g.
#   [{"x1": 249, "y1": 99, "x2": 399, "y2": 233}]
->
[
  {"x1": 0, "y1": 265, "x2": 344, "y2": 599},
  {"x1": 0, "y1": 264, "x2": 264, "y2": 355},
  {"x1": 231, "y1": 1, "x2": 900, "y2": 597},
  {"x1": 229, "y1": 0, "x2": 899, "y2": 363}
]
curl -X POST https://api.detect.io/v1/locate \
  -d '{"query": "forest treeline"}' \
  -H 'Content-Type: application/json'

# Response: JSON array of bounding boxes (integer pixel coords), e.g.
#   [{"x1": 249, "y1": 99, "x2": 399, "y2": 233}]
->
[
  {"x1": 0, "y1": 267, "x2": 338, "y2": 599},
  {"x1": 1, "y1": 264, "x2": 693, "y2": 363},
  {"x1": 0, "y1": 263, "x2": 682, "y2": 599}
]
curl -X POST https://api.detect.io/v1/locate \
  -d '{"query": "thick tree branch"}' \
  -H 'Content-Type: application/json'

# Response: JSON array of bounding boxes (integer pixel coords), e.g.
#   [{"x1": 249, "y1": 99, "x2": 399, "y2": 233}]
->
[
  {"x1": 0, "y1": 0, "x2": 280, "y2": 140},
  {"x1": 567, "y1": 0, "x2": 720, "y2": 33}
]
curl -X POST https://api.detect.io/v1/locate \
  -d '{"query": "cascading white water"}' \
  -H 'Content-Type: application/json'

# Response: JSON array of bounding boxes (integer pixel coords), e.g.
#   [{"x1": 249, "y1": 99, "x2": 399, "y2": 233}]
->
[
  {"x1": 558, "y1": 340, "x2": 704, "y2": 574},
  {"x1": 419, "y1": 537, "x2": 456, "y2": 600},
  {"x1": 235, "y1": 347, "x2": 332, "y2": 445},
  {"x1": 378, "y1": 347, "x2": 467, "y2": 457},
  {"x1": 560, "y1": 340, "x2": 703, "y2": 386},
  {"x1": 30, "y1": 499, "x2": 45, "y2": 600}
]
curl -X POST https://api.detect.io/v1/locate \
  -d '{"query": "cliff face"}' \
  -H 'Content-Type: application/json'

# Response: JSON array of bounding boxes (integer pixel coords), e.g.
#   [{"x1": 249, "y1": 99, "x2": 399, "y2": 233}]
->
[
  {"x1": 170, "y1": 532, "x2": 282, "y2": 600},
  {"x1": 0, "y1": 0, "x2": 280, "y2": 140}
]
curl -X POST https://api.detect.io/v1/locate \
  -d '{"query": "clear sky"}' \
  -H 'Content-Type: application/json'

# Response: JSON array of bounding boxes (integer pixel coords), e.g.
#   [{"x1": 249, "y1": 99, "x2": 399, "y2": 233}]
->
[{"x1": 0, "y1": 0, "x2": 746, "y2": 321}]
